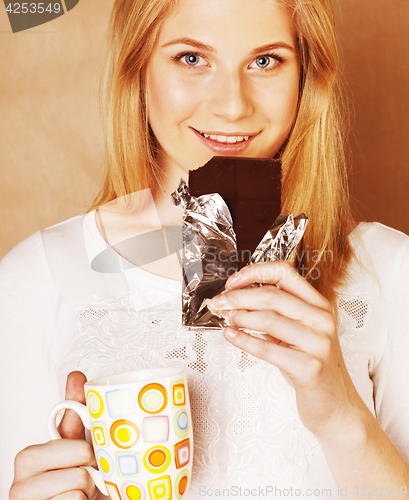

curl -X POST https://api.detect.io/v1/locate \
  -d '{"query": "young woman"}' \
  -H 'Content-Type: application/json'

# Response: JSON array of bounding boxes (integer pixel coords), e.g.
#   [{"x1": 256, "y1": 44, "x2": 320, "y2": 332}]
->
[{"x1": 2, "y1": 0, "x2": 409, "y2": 498}]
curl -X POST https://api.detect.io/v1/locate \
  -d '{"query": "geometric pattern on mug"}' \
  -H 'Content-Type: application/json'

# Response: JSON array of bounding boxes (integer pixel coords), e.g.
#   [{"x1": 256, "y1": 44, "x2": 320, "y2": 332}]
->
[
  {"x1": 106, "y1": 389, "x2": 137, "y2": 418},
  {"x1": 105, "y1": 481, "x2": 122, "y2": 500},
  {"x1": 116, "y1": 451, "x2": 141, "y2": 477},
  {"x1": 148, "y1": 475, "x2": 172, "y2": 500},
  {"x1": 110, "y1": 419, "x2": 140, "y2": 449},
  {"x1": 173, "y1": 410, "x2": 189, "y2": 439},
  {"x1": 174, "y1": 469, "x2": 189, "y2": 499},
  {"x1": 96, "y1": 449, "x2": 114, "y2": 479},
  {"x1": 138, "y1": 383, "x2": 168, "y2": 414},
  {"x1": 174, "y1": 438, "x2": 190, "y2": 469},
  {"x1": 87, "y1": 389, "x2": 104, "y2": 418},
  {"x1": 91, "y1": 421, "x2": 109, "y2": 448},
  {"x1": 171, "y1": 381, "x2": 185, "y2": 407},
  {"x1": 121, "y1": 480, "x2": 147, "y2": 500},
  {"x1": 143, "y1": 445, "x2": 172, "y2": 474},
  {"x1": 142, "y1": 416, "x2": 169, "y2": 443}
]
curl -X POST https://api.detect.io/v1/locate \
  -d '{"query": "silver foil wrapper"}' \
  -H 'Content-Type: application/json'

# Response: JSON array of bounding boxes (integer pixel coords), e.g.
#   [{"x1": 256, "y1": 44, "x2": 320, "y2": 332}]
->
[
  {"x1": 172, "y1": 180, "x2": 238, "y2": 328},
  {"x1": 250, "y1": 212, "x2": 309, "y2": 264},
  {"x1": 171, "y1": 180, "x2": 308, "y2": 329}
]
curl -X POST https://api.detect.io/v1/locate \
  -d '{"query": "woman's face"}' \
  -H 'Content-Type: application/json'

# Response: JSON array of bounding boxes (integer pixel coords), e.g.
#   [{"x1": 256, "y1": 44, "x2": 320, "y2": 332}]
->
[{"x1": 146, "y1": 0, "x2": 300, "y2": 180}]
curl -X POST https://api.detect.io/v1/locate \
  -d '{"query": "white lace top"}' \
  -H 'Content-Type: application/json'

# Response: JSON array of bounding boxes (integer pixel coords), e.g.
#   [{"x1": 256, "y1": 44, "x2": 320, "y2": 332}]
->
[{"x1": 1, "y1": 213, "x2": 409, "y2": 499}]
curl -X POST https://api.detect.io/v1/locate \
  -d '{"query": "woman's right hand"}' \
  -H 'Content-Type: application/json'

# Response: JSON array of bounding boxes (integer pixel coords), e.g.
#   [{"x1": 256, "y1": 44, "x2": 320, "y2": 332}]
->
[{"x1": 9, "y1": 371, "x2": 98, "y2": 500}]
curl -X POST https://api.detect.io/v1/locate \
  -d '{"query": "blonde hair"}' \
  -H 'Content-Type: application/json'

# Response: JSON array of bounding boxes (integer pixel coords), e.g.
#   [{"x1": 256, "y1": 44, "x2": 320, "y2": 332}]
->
[
  {"x1": 90, "y1": 0, "x2": 355, "y2": 306},
  {"x1": 91, "y1": 0, "x2": 177, "y2": 206},
  {"x1": 281, "y1": 0, "x2": 354, "y2": 304}
]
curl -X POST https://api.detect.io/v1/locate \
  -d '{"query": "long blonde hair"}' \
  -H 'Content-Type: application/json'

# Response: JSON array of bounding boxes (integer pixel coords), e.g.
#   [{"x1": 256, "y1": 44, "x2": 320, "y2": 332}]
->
[{"x1": 90, "y1": 0, "x2": 354, "y2": 306}]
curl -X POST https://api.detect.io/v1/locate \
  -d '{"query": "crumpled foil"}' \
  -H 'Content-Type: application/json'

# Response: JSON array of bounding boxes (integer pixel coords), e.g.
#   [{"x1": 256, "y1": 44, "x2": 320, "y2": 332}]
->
[
  {"x1": 171, "y1": 180, "x2": 308, "y2": 329},
  {"x1": 171, "y1": 180, "x2": 238, "y2": 328},
  {"x1": 250, "y1": 212, "x2": 309, "y2": 264}
]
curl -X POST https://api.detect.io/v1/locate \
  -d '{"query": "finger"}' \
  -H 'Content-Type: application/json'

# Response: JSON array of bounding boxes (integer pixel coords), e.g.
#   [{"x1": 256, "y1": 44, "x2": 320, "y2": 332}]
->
[
  {"x1": 14, "y1": 439, "x2": 97, "y2": 482},
  {"x1": 223, "y1": 326, "x2": 309, "y2": 380},
  {"x1": 224, "y1": 308, "x2": 319, "y2": 351},
  {"x1": 208, "y1": 285, "x2": 335, "y2": 333},
  {"x1": 11, "y1": 465, "x2": 97, "y2": 500},
  {"x1": 59, "y1": 371, "x2": 87, "y2": 440},
  {"x1": 261, "y1": 333, "x2": 293, "y2": 349},
  {"x1": 225, "y1": 261, "x2": 330, "y2": 311}
]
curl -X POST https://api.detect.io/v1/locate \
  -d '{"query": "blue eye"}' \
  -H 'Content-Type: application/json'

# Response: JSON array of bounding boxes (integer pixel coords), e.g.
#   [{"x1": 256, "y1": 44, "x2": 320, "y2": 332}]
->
[
  {"x1": 171, "y1": 52, "x2": 208, "y2": 67},
  {"x1": 249, "y1": 54, "x2": 284, "y2": 70},
  {"x1": 183, "y1": 54, "x2": 201, "y2": 66},
  {"x1": 256, "y1": 56, "x2": 271, "y2": 68}
]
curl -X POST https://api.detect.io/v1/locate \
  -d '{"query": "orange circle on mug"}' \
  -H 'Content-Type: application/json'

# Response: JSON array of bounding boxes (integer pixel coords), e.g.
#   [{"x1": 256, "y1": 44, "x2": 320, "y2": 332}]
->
[
  {"x1": 143, "y1": 445, "x2": 171, "y2": 473},
  {"x1": 179, "y1": 476, "x2": 188, "y2": 495},
  {"x1": 149, "y1": 449, "x2": 166, "y2": 467},
  {"x1": 138, "y1": 383, "x2": 167, "y2": 414}
]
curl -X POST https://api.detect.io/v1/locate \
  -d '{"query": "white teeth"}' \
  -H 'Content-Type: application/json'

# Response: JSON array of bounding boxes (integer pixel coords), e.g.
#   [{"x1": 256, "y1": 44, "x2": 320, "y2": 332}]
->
[{"x1": 201, "y1": 133, "x2": 250, "y2": 143}]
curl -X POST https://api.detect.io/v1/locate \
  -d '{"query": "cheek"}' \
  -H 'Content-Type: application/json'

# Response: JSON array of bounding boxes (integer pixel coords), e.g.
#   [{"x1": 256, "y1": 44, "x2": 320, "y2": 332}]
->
[
  {"x1": 255, "y1": 71, "x2": 300, "y2": 129},
  {"x1": 147, "y1": 65, "x2": 201, "y2": 133},
  {"x1": 281, "y1": 71, "x2": 300, "y2": 126},
  {"x1": 280, "y1": 86, "x2": 299, "y2": 130}
]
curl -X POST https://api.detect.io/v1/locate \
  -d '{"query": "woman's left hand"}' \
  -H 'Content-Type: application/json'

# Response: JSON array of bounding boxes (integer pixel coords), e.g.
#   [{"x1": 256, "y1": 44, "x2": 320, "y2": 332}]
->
[{"x1": 206, "y1": 261, "x2": 366, "y2": 439}]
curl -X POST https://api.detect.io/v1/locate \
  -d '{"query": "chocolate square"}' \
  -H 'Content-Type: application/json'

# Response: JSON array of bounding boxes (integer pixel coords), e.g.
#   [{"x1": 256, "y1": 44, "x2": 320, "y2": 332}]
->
[{"x1": 188, "y1": 156, "x2": 281, "y2": 268}]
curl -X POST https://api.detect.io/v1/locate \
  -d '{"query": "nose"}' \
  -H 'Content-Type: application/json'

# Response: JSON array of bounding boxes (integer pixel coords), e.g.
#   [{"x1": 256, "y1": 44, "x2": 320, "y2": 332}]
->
[{"x1": 208, "y1": 69, "x2": 254, "y2": 122}]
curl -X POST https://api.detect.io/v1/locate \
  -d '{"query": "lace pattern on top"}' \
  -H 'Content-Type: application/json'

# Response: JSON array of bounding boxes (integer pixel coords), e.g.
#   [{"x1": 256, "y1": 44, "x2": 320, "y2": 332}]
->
[
  {"x1": 338, "y1": 298, "x2": 369, "y2": 329},
  {"x1": 337, "y1": 294, "x2": 371, "y2": 381},
  {"x1": 72, "y1": 288, "x2": 370, "y2": 495}
]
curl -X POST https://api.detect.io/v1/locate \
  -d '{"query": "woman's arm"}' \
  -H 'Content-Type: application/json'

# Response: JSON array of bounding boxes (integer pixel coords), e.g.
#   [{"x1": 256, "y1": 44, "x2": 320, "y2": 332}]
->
[
  {"x1": 0, "y1": 232, "x2": 58, "y2": 497},
  {"x1": 0, "y1": 234, "x2": 98, "y2": 499},
  {"x1": 207, "y1": 261, "x2": 409, "y2": 499}
]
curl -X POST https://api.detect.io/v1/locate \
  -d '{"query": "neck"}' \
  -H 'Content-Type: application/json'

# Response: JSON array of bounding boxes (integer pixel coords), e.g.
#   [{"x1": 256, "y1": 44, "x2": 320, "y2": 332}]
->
[
  {"x1": 152, "y1": 159, "x2": 187, "y2": 227},
  {"x1": 153, "y1": 183, "x2": 184, "y2": 228}
]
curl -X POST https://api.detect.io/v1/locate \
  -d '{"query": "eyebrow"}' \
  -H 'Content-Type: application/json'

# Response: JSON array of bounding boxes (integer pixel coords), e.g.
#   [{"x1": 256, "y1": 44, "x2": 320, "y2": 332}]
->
[
  {"x1": 161, "y1": 37, "x2": 216, "y2": 52},
  {"x1": 249, "y1": 42, "x2": 295, "y2": 54},
  {"x1": 161, "y1": 37, "x2": 295, "y2": 54}
]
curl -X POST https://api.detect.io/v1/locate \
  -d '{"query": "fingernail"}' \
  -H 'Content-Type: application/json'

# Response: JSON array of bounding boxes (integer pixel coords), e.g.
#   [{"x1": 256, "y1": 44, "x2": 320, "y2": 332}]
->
[
  {"x1": 224, "y1": 326, "x2": 238, "y2": 339},
  {"x1": 204, "y1": 298, "x2": 216, "y2": 315},
  {"x1": 207, "y1": 293, "x2": 229, "y2": 314},
  {"x1": 223, "y1": 309, "x2": 237, "y2": 327},
  {"x1": 226, "y1": 272, "x2": 241, "y2": 289}
]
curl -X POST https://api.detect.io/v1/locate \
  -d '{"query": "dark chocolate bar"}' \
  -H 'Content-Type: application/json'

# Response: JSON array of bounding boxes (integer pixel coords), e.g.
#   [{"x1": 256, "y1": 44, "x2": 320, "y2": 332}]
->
[{"x1": 188, "y1": 156, "x2": 281, "y2": 268}]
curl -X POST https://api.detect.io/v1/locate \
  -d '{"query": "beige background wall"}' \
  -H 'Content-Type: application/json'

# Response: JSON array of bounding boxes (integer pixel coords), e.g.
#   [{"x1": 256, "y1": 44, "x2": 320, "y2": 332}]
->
[
  {"x1": 336, "y1": 1, "x2": 409, "y2": 233},
  {"x1": 1, "y1": 0, "x2": 408, "y2": 260},
  {"x1": 0, "y1": 0, "x2": 111, "y2": 259}
]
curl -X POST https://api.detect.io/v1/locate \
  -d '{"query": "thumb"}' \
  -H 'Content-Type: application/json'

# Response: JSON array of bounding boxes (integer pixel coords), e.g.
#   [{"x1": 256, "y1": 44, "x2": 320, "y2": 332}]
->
[{"x1": 58, "y1": 371, "x2": 87, "y2": 440}]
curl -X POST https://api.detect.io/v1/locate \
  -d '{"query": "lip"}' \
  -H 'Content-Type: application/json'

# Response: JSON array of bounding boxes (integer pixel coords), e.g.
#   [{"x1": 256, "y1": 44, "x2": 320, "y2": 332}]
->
[{"x1": 190, "y1": 127, "x2": 258, "y2": 154}]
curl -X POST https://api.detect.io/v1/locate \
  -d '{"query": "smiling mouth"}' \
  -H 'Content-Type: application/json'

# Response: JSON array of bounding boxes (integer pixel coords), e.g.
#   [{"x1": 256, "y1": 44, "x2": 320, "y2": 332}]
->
[{"x1": 197, "y1": 131, "x2": 251, "y2": 144}]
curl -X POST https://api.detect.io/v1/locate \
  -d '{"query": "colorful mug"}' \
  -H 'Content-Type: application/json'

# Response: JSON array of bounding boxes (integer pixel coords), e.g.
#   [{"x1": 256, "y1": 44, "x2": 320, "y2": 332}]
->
[{"x1": 48, "y1": 367, "x2": 193, "y2": 500}]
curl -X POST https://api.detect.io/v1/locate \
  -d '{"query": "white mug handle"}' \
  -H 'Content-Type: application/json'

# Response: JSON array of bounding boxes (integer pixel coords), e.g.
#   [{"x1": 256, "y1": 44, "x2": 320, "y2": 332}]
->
[{"x1": 48, "y1": 401, "x2": 109, "y2": 496}]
